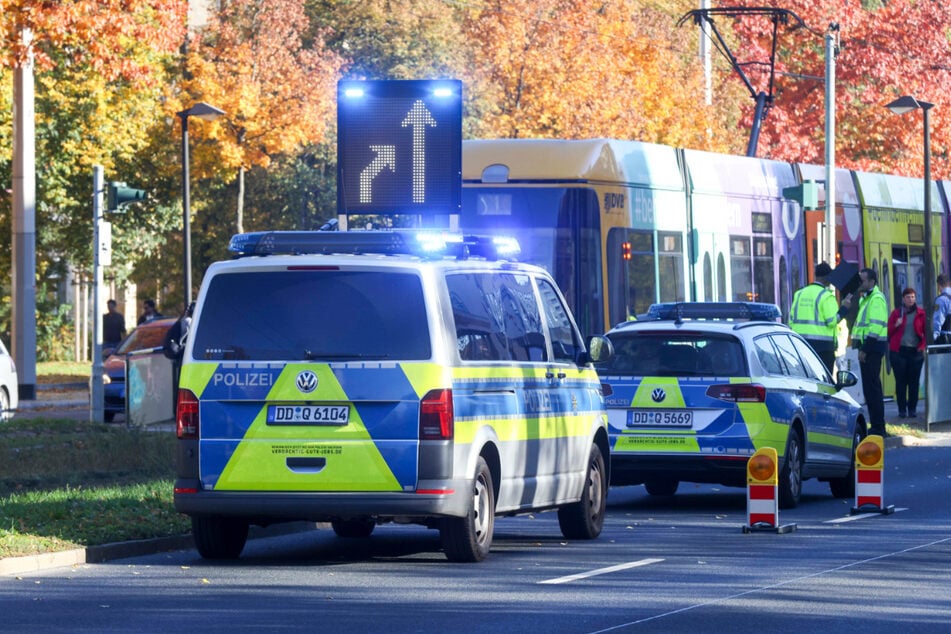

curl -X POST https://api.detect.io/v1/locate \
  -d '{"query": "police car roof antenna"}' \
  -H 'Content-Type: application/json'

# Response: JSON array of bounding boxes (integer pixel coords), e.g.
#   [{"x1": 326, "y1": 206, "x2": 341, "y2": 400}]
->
[{"x1": 677, "y1": 7, "x2": 809, "y2": 158}]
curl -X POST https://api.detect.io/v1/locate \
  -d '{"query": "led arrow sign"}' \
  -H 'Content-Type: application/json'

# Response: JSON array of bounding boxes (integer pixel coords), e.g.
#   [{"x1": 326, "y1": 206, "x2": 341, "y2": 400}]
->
[{"x1": 337, "y1": 79, "x2": 462, "y2": 216}]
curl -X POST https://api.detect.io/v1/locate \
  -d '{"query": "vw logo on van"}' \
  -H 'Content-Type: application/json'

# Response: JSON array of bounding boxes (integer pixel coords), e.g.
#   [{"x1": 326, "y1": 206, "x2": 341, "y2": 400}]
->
[
  {"x1": 296, "y1": 370, "x2": 318, "y2": 394},
  {"x1": 650, "y1": 388, "x2": 666, "y2": 403}
]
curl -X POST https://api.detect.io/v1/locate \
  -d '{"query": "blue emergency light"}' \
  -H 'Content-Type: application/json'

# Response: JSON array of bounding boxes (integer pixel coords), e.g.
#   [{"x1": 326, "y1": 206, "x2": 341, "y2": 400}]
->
[
  {"x1": 227, "y1": 230, "x2": 521, "y2": 261},
  {"x1": 644, "y1": 302, "x2": 782, "y2": 323}
]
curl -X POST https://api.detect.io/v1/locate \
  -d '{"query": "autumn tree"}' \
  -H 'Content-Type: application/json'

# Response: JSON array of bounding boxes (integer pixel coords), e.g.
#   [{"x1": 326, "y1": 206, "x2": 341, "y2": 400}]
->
[
  {"x1": 0, "y1": 1, "x2": 186, "y2": 345},
  {"x1": 459, "y1": 0, "x2": 746, "y2": 152},
  {"x1": 722, "y1": 0, "x2": 951, "y2": 179},
  {"x1": 178, "y1": 0, "x2": 343, "y2": 236}
]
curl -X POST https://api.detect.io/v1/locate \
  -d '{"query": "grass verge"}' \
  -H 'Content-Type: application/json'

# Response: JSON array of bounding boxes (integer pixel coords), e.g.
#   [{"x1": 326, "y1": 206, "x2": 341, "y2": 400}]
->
[{"x1": 0, "y1": 417, "x2": 187, "y2": 559}]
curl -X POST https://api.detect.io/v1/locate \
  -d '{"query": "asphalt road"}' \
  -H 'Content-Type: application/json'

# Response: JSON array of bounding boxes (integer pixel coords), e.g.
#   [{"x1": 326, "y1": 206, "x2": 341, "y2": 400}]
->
[{"x1": 3, "y1": 436, "x2": 950, "y2": 633}]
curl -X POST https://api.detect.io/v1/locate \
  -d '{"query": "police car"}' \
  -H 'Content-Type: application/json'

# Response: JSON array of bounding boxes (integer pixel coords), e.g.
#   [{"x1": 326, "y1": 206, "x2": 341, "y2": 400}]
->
[
  {"x1": 596, "y1": 302, "x2": 866, "y2": 508},
  {"x1": 173, "y1": 231, "x2": 613, "y2": 562}
]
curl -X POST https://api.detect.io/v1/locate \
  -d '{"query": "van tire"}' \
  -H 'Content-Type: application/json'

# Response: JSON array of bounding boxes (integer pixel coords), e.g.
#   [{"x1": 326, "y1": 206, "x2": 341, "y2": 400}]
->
[
  {"x1": 440, "y1": 457, "x2": 495, "y2": 562},
  {"x1": 558, "y1": 445, "x2": 607, "y2": 539},
  {"x1": 192, "y1": 516, "x2": 249, "y2": 559},
  {"x1": 331, "y1": 518, "x2": 376, "y2": 538}
]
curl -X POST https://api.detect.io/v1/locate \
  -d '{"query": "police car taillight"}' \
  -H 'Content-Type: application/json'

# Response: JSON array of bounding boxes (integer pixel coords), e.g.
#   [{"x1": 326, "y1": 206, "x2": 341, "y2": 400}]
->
[
  {"x1": 176, "y1": 389, "x2": 200, "y2": 439},
  {"x1": 706, "y1": 383, "x2": 766, "y2": 403},
  {"x1": 420, "y1": 389, "x2": 454, "y2": 440}
]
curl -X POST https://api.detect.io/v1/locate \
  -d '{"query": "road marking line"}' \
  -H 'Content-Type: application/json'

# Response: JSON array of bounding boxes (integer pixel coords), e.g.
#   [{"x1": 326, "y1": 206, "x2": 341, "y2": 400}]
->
[
  {"x1": 539, "y1": 558, "x2": 664, "y2": 585},
  {"x1": 825, "y1": 507, "x2": 908, "y2": 523},
  {"x1": 587, "y1": 536, "x2": 951, "y2": 633}
]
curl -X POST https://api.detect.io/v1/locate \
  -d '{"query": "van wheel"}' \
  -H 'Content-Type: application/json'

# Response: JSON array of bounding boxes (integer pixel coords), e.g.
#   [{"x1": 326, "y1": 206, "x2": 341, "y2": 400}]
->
[
  {"x1": 558, "y1": 445, "x2": 607, "y2": 539},
  {"x1": 192, "y1": 516, "x2": 249, "y2": 559},
  {"x1": 644, "y1": 479, "x2": 679, "y2": 497},
  {"x1": 440, "y1": 457, "x2": 494, "y2": 562},
  {"x1": 830, "y1": 429, "x2": 861, "y2": 499},
  {"x1": 778, "y1": 429, "x2": 804, "y2": 509},
  {"x1": 331, "y1": 518, "x2": 375, "y2": 538}
]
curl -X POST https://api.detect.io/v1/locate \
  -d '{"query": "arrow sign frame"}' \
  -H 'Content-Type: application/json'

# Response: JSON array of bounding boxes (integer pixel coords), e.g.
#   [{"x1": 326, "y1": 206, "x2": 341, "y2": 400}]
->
[{"x1": 337, "y1": 79, "x2": 462, "y2": 216}]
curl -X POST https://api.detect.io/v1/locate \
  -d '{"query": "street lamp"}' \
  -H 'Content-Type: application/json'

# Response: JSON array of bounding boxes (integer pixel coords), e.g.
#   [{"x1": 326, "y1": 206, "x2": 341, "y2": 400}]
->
[
  {"x1": 886, "y1": 95, "x2": 935, "y2": 346},
  {"x1": 177, "y1": 101, "x2": 224, "y2": 306}
]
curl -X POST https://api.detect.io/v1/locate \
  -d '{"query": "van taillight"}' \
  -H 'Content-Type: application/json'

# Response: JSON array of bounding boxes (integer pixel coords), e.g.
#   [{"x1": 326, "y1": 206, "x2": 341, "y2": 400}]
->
[
  {"x1": 176, "y1": 389, "x2": 200, "y2": 439},
  {"x1": 420, "y1": 389, "x2": 453, "y2": 440},
  {"x1": 706, "y1": 383, "x2": 766, "y2": 403}
]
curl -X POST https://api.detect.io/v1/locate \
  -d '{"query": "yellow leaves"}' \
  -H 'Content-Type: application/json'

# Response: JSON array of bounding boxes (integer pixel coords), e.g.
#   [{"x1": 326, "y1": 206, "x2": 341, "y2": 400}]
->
[{"x1": 177, "y1": 0, "x2": 342, "y2": 181}]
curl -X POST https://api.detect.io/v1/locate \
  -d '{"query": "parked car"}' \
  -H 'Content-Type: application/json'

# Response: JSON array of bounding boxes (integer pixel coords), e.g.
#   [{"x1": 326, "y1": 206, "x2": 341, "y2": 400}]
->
[
  {"x1": 596, "y1": 302, "x2": 866, "y2": 508},
  {"x1": 0, "y1": 338, "x2": 18, "y2": 422},
  {"x1": 102, "y1": 318, "x2": 176, "y2": 422}
]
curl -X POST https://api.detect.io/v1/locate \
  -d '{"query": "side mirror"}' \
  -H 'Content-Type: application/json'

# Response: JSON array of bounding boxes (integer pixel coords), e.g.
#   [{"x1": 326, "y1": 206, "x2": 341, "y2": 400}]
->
[
  {"x1": 835, "y1": 369, "x2": 858, "y2": 391},
  {"x1": 585, "y1": 335, "x2": 614, "y2": 365}
]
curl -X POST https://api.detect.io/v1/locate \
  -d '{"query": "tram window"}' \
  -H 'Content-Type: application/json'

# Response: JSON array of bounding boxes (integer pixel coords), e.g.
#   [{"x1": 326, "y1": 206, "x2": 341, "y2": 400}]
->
[
  {"x1": 753, "y1": 237, "x2": 775, "y2": 304},
  {"x1": 730, "y1": 236, "x2": 753, "y2": 302},
  {"x1": 658, "y1": 231, "x2": 685, "y2": 303},
  {"x1": 752, "y1": 212, "x2": 772, "y2": 234},
  {"x1": 703, "y1": 253, "x2": 713, "y2": 302},
  {"x1": 608, "y1": 228, "x2": 655, "y2": 324}
]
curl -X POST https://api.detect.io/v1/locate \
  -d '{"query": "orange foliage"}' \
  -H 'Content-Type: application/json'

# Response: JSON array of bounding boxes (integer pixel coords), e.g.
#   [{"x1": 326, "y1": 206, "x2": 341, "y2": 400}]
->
[
  {"x1": 0, "y1": 0, "x2": 185, "y2": 82},
  {"x1": 176, "y1": 0, "x2": 343, "y2": 178},
  {"x1": 461, "y1": 0, "x2": 745, "y2": 152},
  {"x1": 724, "y1": 0, "x2": 951, "y2": 179}
]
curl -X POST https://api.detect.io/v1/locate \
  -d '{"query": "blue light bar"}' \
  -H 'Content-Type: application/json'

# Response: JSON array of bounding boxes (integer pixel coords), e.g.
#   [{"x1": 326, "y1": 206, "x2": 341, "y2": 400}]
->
[
  {"x1": 227, "y1": 230, "x2": 521, "y2": 261},
  {"x1": 644, "y1": 302, "x2": 781, "y2": 323}
]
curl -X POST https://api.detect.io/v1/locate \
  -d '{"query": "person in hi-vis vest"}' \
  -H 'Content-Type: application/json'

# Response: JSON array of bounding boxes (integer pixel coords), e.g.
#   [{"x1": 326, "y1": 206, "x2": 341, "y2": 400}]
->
[
  {"x1": 841, "y1": 268, "x2": 889, "y2": 436},
  {"x1": 789, "y1": 262, "x2": 848, "y2": 375}
]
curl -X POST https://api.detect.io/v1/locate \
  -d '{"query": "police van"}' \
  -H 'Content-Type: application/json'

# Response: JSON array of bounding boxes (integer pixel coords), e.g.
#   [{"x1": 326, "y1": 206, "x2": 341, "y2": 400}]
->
[{"x1": 173, "y1": 231, "x2": 613, "y2": 562}]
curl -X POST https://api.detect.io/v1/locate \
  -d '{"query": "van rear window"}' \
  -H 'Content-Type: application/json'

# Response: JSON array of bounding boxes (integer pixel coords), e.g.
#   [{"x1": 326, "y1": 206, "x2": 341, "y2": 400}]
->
[{"x1": 191, "y1": 270, "x2": 431, "y2": 361}]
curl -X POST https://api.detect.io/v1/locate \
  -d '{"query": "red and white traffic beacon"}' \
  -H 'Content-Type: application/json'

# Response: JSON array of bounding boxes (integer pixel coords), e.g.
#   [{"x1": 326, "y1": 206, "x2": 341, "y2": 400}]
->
[
  {"x1": 851, "y1": 435, "x2": 896, "y2": 515},
  {"x1": 743, "y1": 447, "x2": 797, "y2": 534}
]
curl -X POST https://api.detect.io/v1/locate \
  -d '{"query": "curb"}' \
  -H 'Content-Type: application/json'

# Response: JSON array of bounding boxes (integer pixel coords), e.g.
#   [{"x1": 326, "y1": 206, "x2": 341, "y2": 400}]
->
[{"x1": 1, "y1": 522, "x2": 318, "y2": 577}]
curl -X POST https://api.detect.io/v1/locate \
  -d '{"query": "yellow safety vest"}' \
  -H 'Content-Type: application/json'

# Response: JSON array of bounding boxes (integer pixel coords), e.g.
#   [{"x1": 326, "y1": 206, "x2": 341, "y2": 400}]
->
[
  {"x1": 853, "y1": 286, "x2": 888, "y2": 347},
  {"x1": 789, "y1": 283, "x2": 838, "y2": 341}
]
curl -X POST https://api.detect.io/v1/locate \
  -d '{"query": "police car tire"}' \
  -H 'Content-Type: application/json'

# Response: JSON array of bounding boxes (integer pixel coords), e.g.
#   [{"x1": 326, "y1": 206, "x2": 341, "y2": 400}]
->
[
  {"x1": 331, "y1": 518, "x2": 376, "y2": 539},
  {"x1": 829, "y1": 429, "x2": 861, "y2": 499},
  {"x1": 644, "y1": 479, "x2": 679, "y2": 497},
  {"x1": 557, "y1": 445, "x2": 607, "y2": 540},
  {"x1": 192, "y1": 516, "x2": 249, "y2": 559},
  {"x1": 778, "y1": 429, "x2": 804, "y2": 510},
  {"x1": 440, "y1": 457, "x2": 495, "y2": 563}
]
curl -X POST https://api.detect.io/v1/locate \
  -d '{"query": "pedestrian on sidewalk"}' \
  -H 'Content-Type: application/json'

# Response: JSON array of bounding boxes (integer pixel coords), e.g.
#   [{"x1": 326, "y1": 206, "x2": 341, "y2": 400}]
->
[{"x1": 887, "y1": 288, "x2": 925, "y2": 418}]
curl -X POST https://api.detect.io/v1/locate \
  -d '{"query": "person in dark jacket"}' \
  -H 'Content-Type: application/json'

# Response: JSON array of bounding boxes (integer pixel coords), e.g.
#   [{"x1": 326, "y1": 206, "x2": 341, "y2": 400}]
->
[
  {"x1": 887, "y1": 288, "x2": 926, "y2": 418},
  {"x1": 163, "y1": 302, "x2": 194, "y2": 403}
]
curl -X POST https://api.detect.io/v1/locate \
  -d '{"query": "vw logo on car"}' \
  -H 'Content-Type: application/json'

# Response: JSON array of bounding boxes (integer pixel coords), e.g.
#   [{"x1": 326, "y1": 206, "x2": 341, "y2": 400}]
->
[{"x1": 296, "y1": 370, "x2": 318, "y2": 393}]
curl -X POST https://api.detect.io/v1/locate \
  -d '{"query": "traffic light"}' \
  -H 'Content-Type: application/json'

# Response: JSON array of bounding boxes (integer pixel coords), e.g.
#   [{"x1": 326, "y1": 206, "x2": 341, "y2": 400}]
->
[
  {"x1": 107, "y1": 182, "x2": 146, "y2": 211},
  {"x1": 782, "y1": 180, "x2": 819, "y2": 210}
]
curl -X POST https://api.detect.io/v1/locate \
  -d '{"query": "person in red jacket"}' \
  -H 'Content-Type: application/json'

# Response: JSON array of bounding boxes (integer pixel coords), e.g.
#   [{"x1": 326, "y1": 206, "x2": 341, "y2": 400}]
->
[{"x1": 887, "y1": 287, "x2": 926, "y2": 418}]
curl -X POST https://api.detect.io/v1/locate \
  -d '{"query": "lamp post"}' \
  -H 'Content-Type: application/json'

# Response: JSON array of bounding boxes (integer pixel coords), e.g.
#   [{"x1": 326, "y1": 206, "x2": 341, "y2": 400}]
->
[
  {"x1": 177, "y1": 102, "x2": 224, "y2": 305},
  {"x1": 886, "y1": 95, "x2": 935, "y2": 346}
]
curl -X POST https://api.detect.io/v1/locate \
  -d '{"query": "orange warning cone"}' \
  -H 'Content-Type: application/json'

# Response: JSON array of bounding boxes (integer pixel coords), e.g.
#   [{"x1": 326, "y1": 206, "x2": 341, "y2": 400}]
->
[
  {"x1": 743, "y1": 447, "x2": 797, "y2": 534},
  {"x1": 851, "y1": 435, "x2": 895, "y2": 515}
]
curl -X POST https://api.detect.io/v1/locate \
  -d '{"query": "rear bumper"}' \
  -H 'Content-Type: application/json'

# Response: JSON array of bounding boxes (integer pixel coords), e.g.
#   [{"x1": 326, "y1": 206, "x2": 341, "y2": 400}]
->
[
  {"x1": 173, "y1": 478, "x2": 472, "y2": 523},
  {"x1": 610, "y1": 453, "x2": 760, "y2": 488}
]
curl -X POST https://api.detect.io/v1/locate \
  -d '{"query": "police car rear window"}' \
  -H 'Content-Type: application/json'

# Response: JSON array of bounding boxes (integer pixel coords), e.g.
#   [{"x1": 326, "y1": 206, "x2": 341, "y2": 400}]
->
[
  {"x1": 598, "y1": 333, "x2": 746, "y2": 377},
  {"x1": 191, "y1": 270, "x2": 431, "y2": 361}
]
